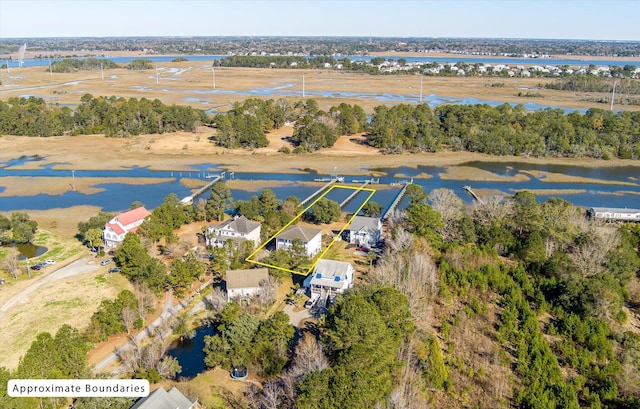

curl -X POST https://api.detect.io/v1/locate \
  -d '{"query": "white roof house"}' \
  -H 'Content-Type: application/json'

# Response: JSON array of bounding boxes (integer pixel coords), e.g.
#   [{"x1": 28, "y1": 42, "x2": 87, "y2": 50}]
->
[
  {"x1": 347, "y1": 216, "x2": 382, "y2": 248},
  {"x1": 206, "y1": 215, "x2": 261, "y2": 249},
  {"x1": 103, "y1": 206, "x2": 151, "y2": 247},
  {"x1": 275, "y1": 225, "x2": 322, "y2": 257},
  {"x1": 226, "y1": 268, "x2": 270, "y2": 301},
  {"x1": 588, "y1": 207, "x2": 640, "y2": 222},
  {"x1": 304, "y1": 259, "x2": 354, "y2": 296}
]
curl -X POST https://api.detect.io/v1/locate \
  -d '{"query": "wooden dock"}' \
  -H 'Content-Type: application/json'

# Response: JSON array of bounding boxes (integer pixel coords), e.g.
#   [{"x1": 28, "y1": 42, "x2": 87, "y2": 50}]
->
[
  {"x1": 382, "y1": 183, "x2": 410, "y2": 220},
  {"x1": 300, "y1": 179, "x2": 335, "y2": 207},
  {"x1": 463, "y1": 185, "x2": 483, "y2": 204},
  {"x1": 181, "y1": 173, "x2": 224, "y2": 205},
  {"x1": 339, "y1": 180, "x2": 370, "y2": 208}
]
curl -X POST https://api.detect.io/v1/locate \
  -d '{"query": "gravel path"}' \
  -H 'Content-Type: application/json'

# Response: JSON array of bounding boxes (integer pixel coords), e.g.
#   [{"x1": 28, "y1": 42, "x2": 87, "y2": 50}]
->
[{"x1": 0, "y1": 257, "x2": 99, "y2": 320}]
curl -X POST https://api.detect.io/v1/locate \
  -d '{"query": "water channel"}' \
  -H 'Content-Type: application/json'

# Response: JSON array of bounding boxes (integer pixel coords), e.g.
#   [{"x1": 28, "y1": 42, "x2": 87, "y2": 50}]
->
[{"x1": 1, "y1": 155, "x2": 639, "y2": 213}]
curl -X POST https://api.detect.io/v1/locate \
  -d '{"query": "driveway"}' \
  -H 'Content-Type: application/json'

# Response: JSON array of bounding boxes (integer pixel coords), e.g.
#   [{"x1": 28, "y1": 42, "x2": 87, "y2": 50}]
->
[{"x1": 0, "y1": 257, "x2": 99, "y2": 320}]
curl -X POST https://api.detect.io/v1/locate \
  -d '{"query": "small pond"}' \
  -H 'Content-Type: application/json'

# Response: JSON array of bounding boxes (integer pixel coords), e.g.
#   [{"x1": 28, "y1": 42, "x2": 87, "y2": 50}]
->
[
  {"x1": 11, "y1": 243, "x2": 48, "y2": 260},
  {"x1": 167, "y1": 325, "x2": 215, "y2": 379}
]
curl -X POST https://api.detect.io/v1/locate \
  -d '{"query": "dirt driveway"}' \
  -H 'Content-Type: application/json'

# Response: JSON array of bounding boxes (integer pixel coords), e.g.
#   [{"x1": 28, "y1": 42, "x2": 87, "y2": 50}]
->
[{"x1": 0, "y1": 257, "x2": 100, "y2": 320}]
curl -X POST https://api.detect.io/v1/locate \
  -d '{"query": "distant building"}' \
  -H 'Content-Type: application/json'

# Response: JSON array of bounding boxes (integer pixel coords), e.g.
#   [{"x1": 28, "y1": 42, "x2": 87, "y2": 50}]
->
[
  {"x1": 130, "y1": 386, "x2": 198, "y2": 409},
  {"x1": 206, "y1": 215, "x2": 261, "y2": 248},
  {"x1": 347, "y1": 216, "x2": 383, "y2": 248},
  {"x1": 303, "y1": 259, "x2": 354, "y2": 296},
  {"x1": 226, "y1": 268, "x2": 270, "y2": 301},
  {"x1": 588, "y1": 207, "x2": 640, "y2": 222},
  {"x1": 103, "y1": 206, "x2": 151, "y2": 247},
  {"x1": 275, "y1": 225, "x2": 322, "y2": 257}
]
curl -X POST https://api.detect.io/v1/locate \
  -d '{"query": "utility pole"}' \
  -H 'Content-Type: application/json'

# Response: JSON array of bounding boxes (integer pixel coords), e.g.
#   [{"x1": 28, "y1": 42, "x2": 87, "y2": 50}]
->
[
  {"x1": 71, "y1": 170, "x2": 76, "y2": 191},
  {"x1": 302, "y1": 74, "x2": 305, "y2": 98},
  {"x1": 212, "y1": 66, "x2": 216, "y2": 89},
  {"x1": 611, "y1": 81, "x2": 617, "y2": 111},
  {"x1": 419, "y1": 75, "x2": 423, "y2": 103}
]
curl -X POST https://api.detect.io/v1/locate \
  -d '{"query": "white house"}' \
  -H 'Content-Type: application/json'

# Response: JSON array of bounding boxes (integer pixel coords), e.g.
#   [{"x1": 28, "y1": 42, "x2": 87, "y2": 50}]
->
[
  {"x1": 275, "y1": 225, "x2": 322, "y2": 258},
  {"x1": 103, "y1": 206, "x2": 151, "y2": 247},
  {"x1": 347, "y1": 216, "x2": 382, "y2": 248},
  {"x1": 303, "y1": 259, "x2": 354, "y2": 296},
  {"x1": 226, "y1": 268, "x2": 270, "y2": 301},
  {"x1": 588, "y1": 207, "x2": 640, "y2": 222},
  {"x1": 206, "y1": 215, "x2": 261, "y2": 248}
]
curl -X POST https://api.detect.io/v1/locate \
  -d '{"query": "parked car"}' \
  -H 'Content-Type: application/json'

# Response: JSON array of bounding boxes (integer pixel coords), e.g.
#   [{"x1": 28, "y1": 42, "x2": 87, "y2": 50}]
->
[
  {"x1": 44, "y1": 259, "x2": 56, "y2": 265},
  {"x1": 108, "y1": 250, "x2": 115, "y2": 256},
  {"x1": 36, "y1": 262, "x2": 48, "y2": 268},
  {"x1": 30, "y1": 265, "x2": 41, "y2": 271},
  {"x1": 304, "y1": 299, "x2": 315, "y2": 309},
  {"x1": 100, "y1": 259, "x2": 112, "y2": 266},
  {"x1": 108, "y1": 267, "x2": 121, "y2": 273}
]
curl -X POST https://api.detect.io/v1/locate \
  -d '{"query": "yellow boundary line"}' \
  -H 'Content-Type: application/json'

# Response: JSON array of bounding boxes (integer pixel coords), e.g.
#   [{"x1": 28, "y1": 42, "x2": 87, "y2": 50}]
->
[{"x1": 246, "y1": 184, "x2": 376, "y2": 276}]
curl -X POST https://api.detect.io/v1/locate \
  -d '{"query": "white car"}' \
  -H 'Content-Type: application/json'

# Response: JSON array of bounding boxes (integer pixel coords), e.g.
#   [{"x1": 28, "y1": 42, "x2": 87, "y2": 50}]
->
[{"x1": 45, "y1": 259, "x2": 56, "y2": 265}]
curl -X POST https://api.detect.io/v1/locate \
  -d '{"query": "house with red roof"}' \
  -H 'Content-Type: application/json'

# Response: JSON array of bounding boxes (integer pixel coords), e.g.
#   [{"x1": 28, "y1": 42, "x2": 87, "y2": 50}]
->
[{"x1": 103, "y1": 206, "x2": 152, "y2": 247}]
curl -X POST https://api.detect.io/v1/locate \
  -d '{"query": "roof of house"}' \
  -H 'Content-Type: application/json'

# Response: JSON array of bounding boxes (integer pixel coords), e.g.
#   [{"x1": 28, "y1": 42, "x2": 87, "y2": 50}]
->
[
  {"x1": 226, "y1": 268, "x2": 269, "y2": 290},
  {"x1": 590, "y1": 207, "x2": 640, "y2": 214},
  {"x1": 130, "y1": 386, "x2": 195, "y2": 409},
  {"x1": 105, "y1": 222, "x2": 126, "y2": 235},
  {"x1": 215, "y1": 215, "x2": 260, "y2": 234},
  {"x1": 276, "y1": 225, "x2": 322, "y2": 242},
  {"x1": 349, "y1": 216, "x2": 381, "y2": 232},
  {"x1": 115, "y1": 206, "x2": 151, "y2": 226},
  {"x1": 308, "y1": 259, "x2": 353, "y2": 289}
]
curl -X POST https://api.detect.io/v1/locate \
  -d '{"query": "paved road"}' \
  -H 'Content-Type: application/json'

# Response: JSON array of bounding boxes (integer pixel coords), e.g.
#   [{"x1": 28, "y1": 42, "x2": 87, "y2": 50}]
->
[{"x1": 0, "y1": 257, "x2": 99, "y2": 320}]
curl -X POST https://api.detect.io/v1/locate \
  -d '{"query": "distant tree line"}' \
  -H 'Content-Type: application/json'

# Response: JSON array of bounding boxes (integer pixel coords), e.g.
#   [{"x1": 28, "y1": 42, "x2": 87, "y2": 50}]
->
[
  {"x1": 214, "y1": 55, "x2": 338, "y2": 69},
  {"x1": 545, "y1": 76, "x2": 640, "y2": 94},
  {"x1": 0, "y1": 94, "x2": 210, "y2": 137},
  {"x1": 49, "y1": 57, "x2": 118, "y2": 73},
  {"x1": 9, "y1": 36, "x2": 639, "y2": 58}
]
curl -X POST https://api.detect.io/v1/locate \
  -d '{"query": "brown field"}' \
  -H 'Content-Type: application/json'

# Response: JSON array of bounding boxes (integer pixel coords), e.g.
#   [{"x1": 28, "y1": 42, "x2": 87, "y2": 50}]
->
[
  {"x1": 2, "y1": 62, "x2": 639, "y2": 115},
  {"x1": 0, "y1": 264, "x2": 132, "y2": 369}
]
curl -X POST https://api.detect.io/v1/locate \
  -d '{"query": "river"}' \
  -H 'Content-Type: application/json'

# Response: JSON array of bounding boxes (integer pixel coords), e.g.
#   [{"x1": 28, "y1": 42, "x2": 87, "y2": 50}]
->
[{"x1": 1, "y1": 155, "x2": 638, "y2": 213}]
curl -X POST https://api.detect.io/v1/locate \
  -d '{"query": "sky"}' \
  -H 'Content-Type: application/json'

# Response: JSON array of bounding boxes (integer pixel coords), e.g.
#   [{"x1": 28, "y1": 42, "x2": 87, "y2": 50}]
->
[{"x1": 1, "y1": 0, "x2": 639, "y2": 41}]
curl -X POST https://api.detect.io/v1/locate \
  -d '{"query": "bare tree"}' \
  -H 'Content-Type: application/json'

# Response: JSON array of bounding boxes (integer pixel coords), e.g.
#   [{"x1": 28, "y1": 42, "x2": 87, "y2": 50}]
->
[
  {"x1": 121, "y1": 306, "x2": 137, "y2": 336},
  {"x1": 261, "y1": 380, "x2": 283, "y2": 409},
  {"x1": 289, "y1": 333, "x2": 329, "y2": 378},
  {"x1": 205, "y1": 286, "x2": 228, "y2": 312},
  {"x1": 472, "y1": 195, "x2": 514, "y2": 226},
  {"x1": 134, "y1": 282, "x2": 156, "y2": 319},
  {"x1": 429, "y1": 188, "x2": 466, "y2": 242},
  {"x1": 258, "y1": 275, "x2": 278, "y2": 307},
  {"x1": 2, "y1": 247, "x2": 20, "y2": 279},
  {"x1": 389, "y1": 339, "x2": 430, "y2": 409}
]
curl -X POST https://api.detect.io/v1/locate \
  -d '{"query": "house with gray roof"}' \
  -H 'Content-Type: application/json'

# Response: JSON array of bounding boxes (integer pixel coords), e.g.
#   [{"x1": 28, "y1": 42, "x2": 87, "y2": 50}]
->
[
  {"x1": 130, "y1": 386, "x2": 198, "y2": 409},
  {"x1": 303, "y1": 259, "x2": 354, "y2": 296},
  {"x1": 275, "y1": 225, "x2": 322, "y2": 257},
  {"x1": 206, "y1": 215, "x2": 261, "y2": 249},
  {"x1": 226, "y1": 268, "x2": 270, "y2": 301},
  {"x1": 347, "y1": 216, "x2": 382, "y2": 248}
]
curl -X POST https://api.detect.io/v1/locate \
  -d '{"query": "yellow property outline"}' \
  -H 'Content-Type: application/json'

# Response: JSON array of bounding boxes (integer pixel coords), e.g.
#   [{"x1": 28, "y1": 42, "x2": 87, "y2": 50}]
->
[{"x1": 246, "y1": 184, "x2": 376, "y2": 276}]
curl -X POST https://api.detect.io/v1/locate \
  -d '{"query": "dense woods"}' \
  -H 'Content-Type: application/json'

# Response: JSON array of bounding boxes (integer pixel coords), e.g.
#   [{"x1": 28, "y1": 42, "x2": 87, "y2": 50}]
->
[
  {"x1": 3, "y1": 94, "x2": 640, "y2": 159},
  {"x1": 368, "y1": 103, "x2": 640, "y2": 159},
  {"x1": 0, "y1": 94, "x2": 209, "y2": 137}
]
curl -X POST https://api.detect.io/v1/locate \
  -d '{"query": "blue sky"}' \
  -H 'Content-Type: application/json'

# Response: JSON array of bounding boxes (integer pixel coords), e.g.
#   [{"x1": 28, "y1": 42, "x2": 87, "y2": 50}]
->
[{"x1": 1, "y1": 0, "x2": 639, "y2": 41}]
